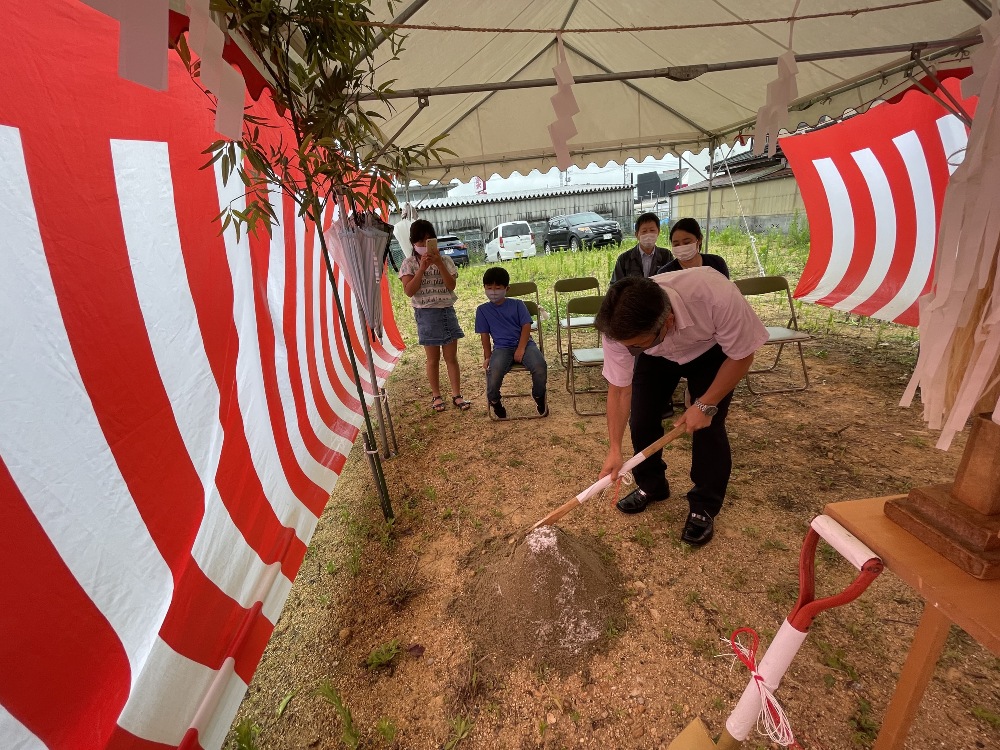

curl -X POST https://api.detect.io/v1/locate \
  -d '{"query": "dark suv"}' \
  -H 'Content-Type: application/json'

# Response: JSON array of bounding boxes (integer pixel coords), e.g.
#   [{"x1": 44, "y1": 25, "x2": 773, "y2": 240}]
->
[
  {"x1": 544, "y1": 212, "x2": 623, "y2": 253},
  {"x1": 436, "y1": 234, "x2": 470, "y2": 267}
]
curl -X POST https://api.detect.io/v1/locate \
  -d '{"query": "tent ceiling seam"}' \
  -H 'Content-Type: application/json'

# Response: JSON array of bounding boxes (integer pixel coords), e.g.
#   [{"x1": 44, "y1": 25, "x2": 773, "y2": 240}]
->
[{"x1": 561, "y1": 40, "x2": 715, "y2": 138}]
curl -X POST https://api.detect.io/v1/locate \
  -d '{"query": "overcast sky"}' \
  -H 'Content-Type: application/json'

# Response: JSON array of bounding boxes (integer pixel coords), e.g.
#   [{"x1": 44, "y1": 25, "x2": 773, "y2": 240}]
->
[{"x1": 440, "y1": 146, "x2": 744, "y2": 197}]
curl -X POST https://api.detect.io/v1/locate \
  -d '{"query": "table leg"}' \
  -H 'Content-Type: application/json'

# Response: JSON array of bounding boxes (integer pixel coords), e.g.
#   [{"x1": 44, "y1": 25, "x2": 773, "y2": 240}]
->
[{"x1": 873, "y1": 602, "x2": 952, "y2": 750}]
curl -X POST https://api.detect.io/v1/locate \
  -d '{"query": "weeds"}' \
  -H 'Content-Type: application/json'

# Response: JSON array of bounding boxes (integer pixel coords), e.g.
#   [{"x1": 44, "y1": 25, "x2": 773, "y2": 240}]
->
[
  {"x1": 633, "y1": 525, "x2": 656, "y2": 549},
  {"x1": 376, "y1": 717, "x2": 397, "y2": 742},
  {"x1": 316, "y1": 682, "x2": 360, "y2": 750},
  {"x1": 851, "y1": 697, "x2": 879, "y2": 746},
  {"x1": 231, "y1": 719, "x2": 260, "y2": 750},
  {"x1": 816, "y1": 639, "x2": 860, "y2": 681},
  {"x1": 383, "y1": 555, "x2": 422, "y2": 610},
  {"x1": 444, "y1": 715, "x2": 474, "y2": 749},
  {"x1": 972, "y1": 706, "x2": 1000, "y2": 728},
  {"x1": 366, "y1": 638, "x2": 402, "y2": 670},
  {"x1": 276, "y1": 690, "x2": 296, "y2": 718}
]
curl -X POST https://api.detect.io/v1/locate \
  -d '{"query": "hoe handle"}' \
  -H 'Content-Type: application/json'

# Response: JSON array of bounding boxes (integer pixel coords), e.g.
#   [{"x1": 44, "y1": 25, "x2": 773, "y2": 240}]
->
[{"x1": 531, "y1": 421, "x2": 686, "y2": 529}]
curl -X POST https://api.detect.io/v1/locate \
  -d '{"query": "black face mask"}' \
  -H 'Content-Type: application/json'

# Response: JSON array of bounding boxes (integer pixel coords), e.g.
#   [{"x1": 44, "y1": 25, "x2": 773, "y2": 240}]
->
[{"x1": 626, "y1": 324, "x2": 666, "y2": 357}]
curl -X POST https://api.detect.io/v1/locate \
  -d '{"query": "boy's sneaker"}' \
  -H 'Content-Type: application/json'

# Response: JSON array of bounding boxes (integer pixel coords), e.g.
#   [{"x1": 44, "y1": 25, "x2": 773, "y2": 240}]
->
[
  {"x1": 491, "y1": 400, "x2": 507, "y2": 419},
  {"x1": 534, "y1": 394, "x2": 548, "y2": 416}
]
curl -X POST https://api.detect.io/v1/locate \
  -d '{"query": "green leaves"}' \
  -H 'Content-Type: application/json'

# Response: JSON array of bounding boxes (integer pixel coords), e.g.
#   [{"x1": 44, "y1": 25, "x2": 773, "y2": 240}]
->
[{"x1": 184, "y1": 0, "x2": 450, "y2": 236}]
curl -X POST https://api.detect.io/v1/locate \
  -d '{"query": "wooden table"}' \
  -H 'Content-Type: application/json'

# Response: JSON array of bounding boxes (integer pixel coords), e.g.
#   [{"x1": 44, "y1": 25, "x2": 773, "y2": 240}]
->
[{"x1": 824, "y1": 496, "x2": 1000, "y2": 750}]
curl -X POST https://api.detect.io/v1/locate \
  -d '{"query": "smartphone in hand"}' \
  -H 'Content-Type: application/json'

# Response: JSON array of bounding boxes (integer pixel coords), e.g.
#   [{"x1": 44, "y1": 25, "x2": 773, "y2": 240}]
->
[{"x1": 425, "y1": 238, "x2": 439, "y2": 256}]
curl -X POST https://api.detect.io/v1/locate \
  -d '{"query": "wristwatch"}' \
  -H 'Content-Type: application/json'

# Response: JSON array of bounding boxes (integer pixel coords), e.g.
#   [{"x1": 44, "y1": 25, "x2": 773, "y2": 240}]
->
[{"x1": 694, "y1": 399, "x2": 718, "y2": 416}]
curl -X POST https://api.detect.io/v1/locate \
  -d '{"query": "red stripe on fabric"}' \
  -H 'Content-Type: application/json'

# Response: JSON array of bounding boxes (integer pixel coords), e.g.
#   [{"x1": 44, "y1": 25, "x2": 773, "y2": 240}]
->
[
  {"x1": 107, "y1": 725, "x2": 180, "y2": 750},
  {"x1": 21, "y1": 126, "x2": 272, "y2": 674},
  {"x1": 245, "y1": 212, "x2": 332, "y2": 511},
  {"x1": 813, "y1": 152, "x2": 877, "y2": 308},
  {"x1": 285, "y1": 205, "x2": 357, "y2": 446},
  {"x1": 326, "y1": 263, "x2": 374, "y2": 410},
  {"x1": 782, "y1": 135, "x2": 835, "y2": 300},
  {"x1": 316, "y1": 250, "x2": 365, "y2": 416},
  {"x1": 0, "y1": 460, "x2": 130, "y2": 749},
  {"x1": 850, "y1": 139, "x2": 916, "y2": 318},
  {"x1": 168, "y1": 144, "x2": 307, "y2": 580}
]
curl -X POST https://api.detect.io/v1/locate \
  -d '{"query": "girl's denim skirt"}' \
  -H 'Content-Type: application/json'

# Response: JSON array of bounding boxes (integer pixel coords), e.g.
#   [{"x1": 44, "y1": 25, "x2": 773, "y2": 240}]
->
[{"x1": 413, "y1": 306, "x2": 465, "y2": 346}]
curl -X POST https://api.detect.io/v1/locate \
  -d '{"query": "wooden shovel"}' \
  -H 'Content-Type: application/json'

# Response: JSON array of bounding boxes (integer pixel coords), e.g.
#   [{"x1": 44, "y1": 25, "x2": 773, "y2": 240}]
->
[{"x1": 531, "y1": 420, "x2": 687, "y2": 530}]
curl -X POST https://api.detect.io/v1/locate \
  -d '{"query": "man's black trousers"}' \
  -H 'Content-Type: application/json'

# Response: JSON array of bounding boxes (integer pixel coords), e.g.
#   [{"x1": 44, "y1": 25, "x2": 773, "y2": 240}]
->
[{"x1": 629, "y1": 345, "x2": 735, "y2": 517}]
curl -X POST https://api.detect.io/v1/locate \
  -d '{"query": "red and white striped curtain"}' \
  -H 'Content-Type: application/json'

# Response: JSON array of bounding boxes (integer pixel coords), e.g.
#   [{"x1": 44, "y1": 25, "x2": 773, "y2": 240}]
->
[
  {"x1": 783, "y1": 78, "x2": 977, "y2": 327},
  {"x1": 1, "y1": 3, "x2": 403, "y2": 748}
]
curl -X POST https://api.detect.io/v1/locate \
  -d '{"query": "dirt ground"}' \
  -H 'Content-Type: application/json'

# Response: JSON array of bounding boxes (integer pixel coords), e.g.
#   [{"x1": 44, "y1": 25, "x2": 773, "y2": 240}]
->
[{"x1": 230, "y1": 325, "x2": 1000, "y2": 750}]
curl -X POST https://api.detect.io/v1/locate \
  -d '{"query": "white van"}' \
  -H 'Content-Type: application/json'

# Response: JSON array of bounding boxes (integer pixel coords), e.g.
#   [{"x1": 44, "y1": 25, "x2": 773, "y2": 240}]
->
[{"x1": 485, "y1": 221, "x2": 537, "y2": 262}]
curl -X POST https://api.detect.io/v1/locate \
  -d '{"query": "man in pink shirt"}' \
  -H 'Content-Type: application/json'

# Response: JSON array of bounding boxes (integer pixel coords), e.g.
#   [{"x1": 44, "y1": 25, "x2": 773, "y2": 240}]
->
[{"x1": 595, "y1": 268, "x2": 769, "y2": 546}]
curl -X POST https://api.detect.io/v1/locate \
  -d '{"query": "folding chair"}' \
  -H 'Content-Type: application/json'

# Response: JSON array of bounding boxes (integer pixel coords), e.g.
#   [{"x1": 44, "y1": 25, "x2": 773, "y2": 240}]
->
[
  {"x1": 507, "y1": 281, "x2": 544, "y2": 351},
  {"x1": 564, "y1": 295, "x2": 607, "y2": 416},
  {"x1": 485, "y1": 293, "x2": 548, "y2": 420},
  {"x1": 734, "y1": 275, "x2": 812, "y2": 394},
  {"x1": 553, "y1": 277, "x2": 601, "y2": 367}
]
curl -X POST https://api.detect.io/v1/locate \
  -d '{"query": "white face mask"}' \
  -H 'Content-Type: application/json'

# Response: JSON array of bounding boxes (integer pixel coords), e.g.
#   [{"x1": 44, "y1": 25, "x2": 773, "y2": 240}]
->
[
  {"x1": 485, "y1": 288, "x2": 506, "y2": 303},
  {"x1": 673, "y1": 242, "x2": 699, "y2": 262},
  {"x1": 638, "y1": 234, "x2": 657, "y2": 251},
  {"x1": 412, "y1": 244, "x2": 426, "y2": 256}
]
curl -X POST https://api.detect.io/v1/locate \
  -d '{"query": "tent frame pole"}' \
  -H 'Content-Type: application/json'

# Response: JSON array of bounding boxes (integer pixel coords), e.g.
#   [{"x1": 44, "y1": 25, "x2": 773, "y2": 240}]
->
[
  {"x1": 361, "y1": 36, "x2": 981, "y2": 101},
  {"x1": 704, "y1": 139, "x2": 717, "y2": 252}
]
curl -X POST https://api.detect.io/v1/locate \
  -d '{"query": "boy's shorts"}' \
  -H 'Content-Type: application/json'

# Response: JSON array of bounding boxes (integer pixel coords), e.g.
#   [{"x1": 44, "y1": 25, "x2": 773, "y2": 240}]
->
[{"x1": 413, "y1": 306, "x2": 465, "y2": 346}]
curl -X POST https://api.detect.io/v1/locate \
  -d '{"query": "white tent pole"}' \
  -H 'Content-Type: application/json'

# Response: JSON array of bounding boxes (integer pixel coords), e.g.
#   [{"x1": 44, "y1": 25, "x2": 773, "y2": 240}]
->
[{"x1": 361, "y1": 36, "x2": 981, "y2": 101}]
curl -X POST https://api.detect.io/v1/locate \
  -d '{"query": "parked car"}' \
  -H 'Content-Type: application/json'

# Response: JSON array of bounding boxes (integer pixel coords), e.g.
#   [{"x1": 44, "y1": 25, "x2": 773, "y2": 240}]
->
[
  {"x1": 436, "y1": 234, "x2": 470, "y2": 267},
  {"x1": 485, "y1": 221, "x2": 537, "y2": 262},
  {"x1": 544, "y1": 212, "x2": 623, "y2": 253}
]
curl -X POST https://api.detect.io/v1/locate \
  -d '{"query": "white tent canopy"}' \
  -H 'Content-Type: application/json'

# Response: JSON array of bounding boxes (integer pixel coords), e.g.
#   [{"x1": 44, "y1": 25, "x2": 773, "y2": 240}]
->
[{"x1": 366, "y1": 0, "x2": 985, "y2": 181}]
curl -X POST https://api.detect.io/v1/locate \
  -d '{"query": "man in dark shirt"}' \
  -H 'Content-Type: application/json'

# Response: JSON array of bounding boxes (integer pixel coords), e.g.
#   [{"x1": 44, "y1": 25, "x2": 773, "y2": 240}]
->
[{"x1": 610, "y1": 213, "x2": 673, "y2": 284}]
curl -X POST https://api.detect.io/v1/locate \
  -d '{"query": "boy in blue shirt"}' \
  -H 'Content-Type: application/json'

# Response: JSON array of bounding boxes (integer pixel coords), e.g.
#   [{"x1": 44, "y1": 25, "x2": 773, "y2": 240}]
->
[{"x1": 475, "y1": 267, "x2": 548, "y2": 419}]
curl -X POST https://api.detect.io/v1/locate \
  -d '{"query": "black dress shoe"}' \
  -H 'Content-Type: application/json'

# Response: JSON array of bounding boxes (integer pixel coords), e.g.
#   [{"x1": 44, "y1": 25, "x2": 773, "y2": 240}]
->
[
  {"x1": 681, "y1": 512, "x2": 715, "y2": 546},
  {"x1": 491, "y1": 400, "x2": 507, "y2": 419},
  {"x1": 616, "y1": 487, "x2": 668, "y2": 514}
]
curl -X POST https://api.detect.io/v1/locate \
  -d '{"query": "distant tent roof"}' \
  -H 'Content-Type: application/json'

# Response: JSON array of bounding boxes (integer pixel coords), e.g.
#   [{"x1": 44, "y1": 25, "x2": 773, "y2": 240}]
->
[{"x1": 363, "y1": 0, "x2": 983, "y2": 181}]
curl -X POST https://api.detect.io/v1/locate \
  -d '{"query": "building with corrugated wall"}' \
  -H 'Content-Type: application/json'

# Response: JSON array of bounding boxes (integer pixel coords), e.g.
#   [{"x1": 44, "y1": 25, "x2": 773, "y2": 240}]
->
[
  {"x1": 388, "y1": 184, "x2": 635, "y2": 262},
  {"x1": 668, "y1": 148, "x2": 806, "y2": 234}
]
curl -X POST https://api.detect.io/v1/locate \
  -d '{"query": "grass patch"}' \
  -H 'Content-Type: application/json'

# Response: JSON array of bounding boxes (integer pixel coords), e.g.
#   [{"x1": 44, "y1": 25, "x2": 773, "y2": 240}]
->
[
  {"x1": 366, "y1": 638, "x2": 402, "y2": 670},
  {"x1": 316, "y1": 682, "x2": 360, "y2": 750}
]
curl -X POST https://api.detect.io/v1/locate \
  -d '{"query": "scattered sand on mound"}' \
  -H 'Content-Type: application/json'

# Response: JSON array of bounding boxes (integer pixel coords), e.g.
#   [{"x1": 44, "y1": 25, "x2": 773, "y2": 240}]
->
[{"x1": 454, "y1": 526, "x2": 625, "y2": 674}]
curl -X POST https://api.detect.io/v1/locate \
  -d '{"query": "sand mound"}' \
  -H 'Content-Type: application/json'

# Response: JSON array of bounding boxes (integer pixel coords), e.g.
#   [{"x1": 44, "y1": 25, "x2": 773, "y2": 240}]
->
[{"x1": 454, "y1": 526, "x2": 624, "y2": 673}]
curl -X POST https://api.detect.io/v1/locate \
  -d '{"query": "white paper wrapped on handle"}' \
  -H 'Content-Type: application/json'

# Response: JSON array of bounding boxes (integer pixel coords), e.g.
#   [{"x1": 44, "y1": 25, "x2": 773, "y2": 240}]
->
[
  {"x1": 810, "y1": 515, "x2": 879, "y2": 571},
  {"x1": 724, "y1": 620, "x2": 808, "y2": 741}
]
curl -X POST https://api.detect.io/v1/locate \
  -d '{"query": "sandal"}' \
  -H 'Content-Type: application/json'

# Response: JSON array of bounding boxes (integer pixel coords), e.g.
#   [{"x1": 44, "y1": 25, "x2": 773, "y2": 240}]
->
[
  {"x1": 451, "y1": 395, "x2": 472, "y2": 411},
  {"x1": 431, "y1": 395, "x2": 446, "y2": 412}
]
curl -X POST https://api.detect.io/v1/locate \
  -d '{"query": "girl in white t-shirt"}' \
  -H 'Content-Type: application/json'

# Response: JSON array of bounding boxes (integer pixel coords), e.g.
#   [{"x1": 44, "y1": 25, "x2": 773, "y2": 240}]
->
[{"x1": 398, "y1": 219, "x2": 471, "y2": 412}]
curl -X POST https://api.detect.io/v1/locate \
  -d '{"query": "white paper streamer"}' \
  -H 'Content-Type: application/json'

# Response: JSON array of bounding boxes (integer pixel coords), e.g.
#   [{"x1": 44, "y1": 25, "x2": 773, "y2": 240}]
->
[
  {"x1": 547, "y1": 34, "x2": 579, "y2": 171},
  {"x1": 186, "y1": 0, "x2": 246, "y2": 140},
  {"x1": 81, "y1": 0, "x2": 169, "y2": 91},
  {"x1": 902, "y1": 2, "x2": 1000, "y2": 449}
]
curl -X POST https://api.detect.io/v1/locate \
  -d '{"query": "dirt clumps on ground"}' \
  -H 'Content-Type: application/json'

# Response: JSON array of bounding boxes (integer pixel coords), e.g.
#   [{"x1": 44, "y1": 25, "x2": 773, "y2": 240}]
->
[{"x1": 454, "y1": 527, "x2": 625, "y2": 675}]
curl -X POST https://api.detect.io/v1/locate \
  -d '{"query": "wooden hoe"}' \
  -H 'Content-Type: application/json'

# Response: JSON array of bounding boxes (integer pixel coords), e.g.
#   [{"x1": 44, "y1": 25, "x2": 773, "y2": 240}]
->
[{"x1": 531, "y1": 420, "x2": 687, "y2": 530}]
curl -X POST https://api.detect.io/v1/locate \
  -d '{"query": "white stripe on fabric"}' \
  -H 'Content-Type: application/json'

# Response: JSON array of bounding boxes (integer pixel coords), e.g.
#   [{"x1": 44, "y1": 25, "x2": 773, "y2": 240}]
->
[
  {"x1": 349, "y1": 288, "x2": 394, "y2": 385},
  {"x1": 336, "y1": 273, "x2": 378, "y2": 401},
  {"x1": 111, "y1": 139, "x2": 296, "y2": 613},
  {"x1": 229, "y1": 192, "x2": 339, "y2": 491},
  {"x1": 265, "y1": 197, "x2": 351, "y2": 479},
  {"x1": 117, "y1": 638, "x2": 220, "y2": 744},
  {"x1": 300, "y1": 223, "x2": 362, "y2": 427},
  {"x1": 198, "y1": 661, "x2": 250, "y2": 750},
  {"x1": 0, "y1": 125, "x2": 172, "y2": 690},
  {"x1": 936, "y1": 113, "x2": 969, "y2": 175},
  {"x1": 800, "y1": 157, "x2": 855, "y2": 302},
  {"x1": 873, "y1": 130, "x2": 937, "y2": 322},
  {"x1": 213, "y1": 162, "x2": 319, "y2": 540},
  {"x1": 834, "y1": 147, "x2": 897, "y2": 312},
  {"x1": 0, "y1": 706, "x2": 46, "y2": 750}
]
